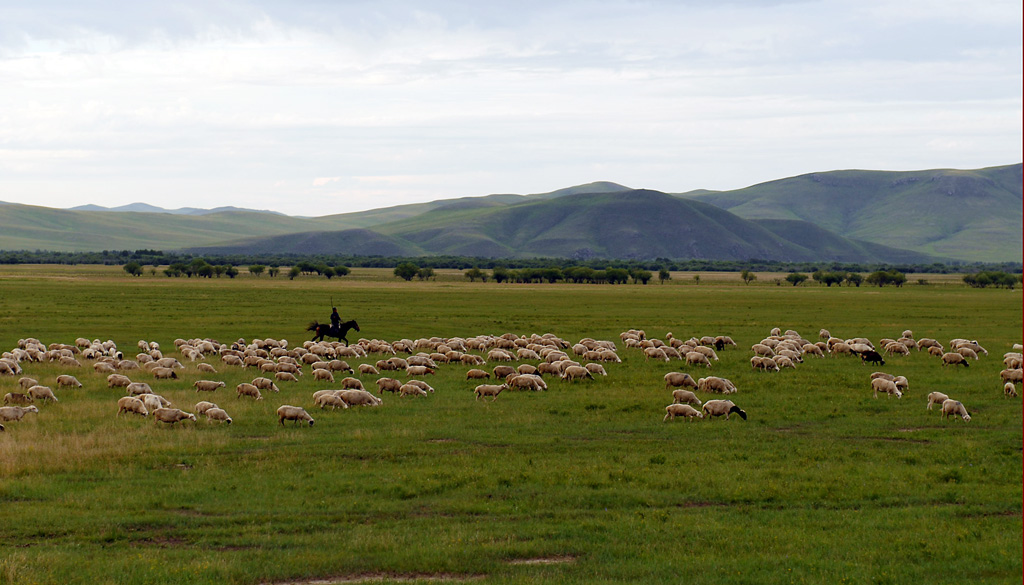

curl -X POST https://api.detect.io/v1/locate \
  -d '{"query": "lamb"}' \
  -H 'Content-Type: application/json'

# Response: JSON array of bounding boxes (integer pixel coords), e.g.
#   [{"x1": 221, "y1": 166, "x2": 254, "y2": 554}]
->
[
  {"x1": 664, "y1": 403, "x2": 703, "y2": 422},
  {"x1": 871, "y1": 378, "x2": 902, "y2": 399},
  {"x1": 17, "y1": 377, "x2": 38, "y2": 390},
  {"x1": 940, "y1": 353, "x2": 969, "y2": 367},
  {"x1": 685, "y1": 352, "x2": 712, "y2": 368},
  {"x1": 561, "y1": 365, "x2": 594, "y2": 381},
  {"x1": 151, "y1": 408, "x2": 197, "y2": 425},
  {"x1": 117, "y1": 396, "x2": 149, "y2": 416},
  {"x1": 671, "y1": 389, "x2": 702, "y2": 407},
  {"x1": 277, "y1": 405, "x2": 315, "y2": 426},
  {"x1": 1000, "y1": 369, "x2": 1023, "y2": 383},
  {"x1": 193, "y1": 380, "x2": 226, "y2": 393},
  {"x1": 205, "y1": 407, "x2": 232, "y2": 424},
  {"x1": 475, "y1": 384, "x2": 504, "y2": 401},
  {"x1": 236, "y1": 383, "x2": 263, "y2": 400},
  {"x1": 358, "y1": 364, "x2": 380, "y2": 375},
  {"x1": 107, "y1": 373, "x2": 133, "y2": 388},
  {"x1": 376, "y1": 377, "x2": 402, "y2": 394},
  {"x1": 926, "y1": 391, "x2": 949, "y2": 410},
  {"x1": 126, "y1": 382, "x2": 153, "y2": 396},
  {"x1": 194, "y1": 401, "x2": 219, "y2": 415},
  {"x1": 3, "y1": 393, "x2": 32, "y2": 405},
  {"x1": 251, "y1": 377, "x2": 281, "y2": 392},
  {"x1": 1004, "y1": 382, "x2": 1018, "y2": 398},
  {"x1": 56, "y1": 374, "x2": 83, "y2": 388},
  {"x1": 336, "y1": 389, "x2": 382, "y2": 407},
  {"x1": 940, "y1": 399, "x2": 971, "y2": 422},
  {"x1": 312, "y1": 369, "x2": 335, "y2": 383},
  {"x1": 701, "y1": 400, "x2": 747, "y2": 421},
  {"x1": 28, "y1": 385, "x2": 57, "y2": 402}
]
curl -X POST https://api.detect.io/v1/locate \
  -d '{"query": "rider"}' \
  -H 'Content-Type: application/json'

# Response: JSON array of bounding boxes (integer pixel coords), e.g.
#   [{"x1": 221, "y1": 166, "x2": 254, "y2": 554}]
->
[{"x1": 330, "y1": 307, "x2": 341, "y2": 332}]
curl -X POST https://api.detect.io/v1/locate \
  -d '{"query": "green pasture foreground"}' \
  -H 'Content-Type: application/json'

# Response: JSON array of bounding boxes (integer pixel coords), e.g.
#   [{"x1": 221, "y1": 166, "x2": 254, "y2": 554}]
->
[{"x1": 0, "y1": 267, "x2": 1020, "y2": 584}]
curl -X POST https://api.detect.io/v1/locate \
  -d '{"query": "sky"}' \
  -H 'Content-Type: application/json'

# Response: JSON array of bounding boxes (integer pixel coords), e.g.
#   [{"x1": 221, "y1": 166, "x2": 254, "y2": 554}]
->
[{"x1": 0, "y1": 0, "x2": 1020, "y2": 217}]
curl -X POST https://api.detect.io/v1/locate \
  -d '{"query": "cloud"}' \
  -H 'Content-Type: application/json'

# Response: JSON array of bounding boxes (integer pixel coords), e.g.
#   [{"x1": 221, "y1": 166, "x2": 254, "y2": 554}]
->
[{"x1": 312, "y1": 177, "x2": 341, "y2": 187}]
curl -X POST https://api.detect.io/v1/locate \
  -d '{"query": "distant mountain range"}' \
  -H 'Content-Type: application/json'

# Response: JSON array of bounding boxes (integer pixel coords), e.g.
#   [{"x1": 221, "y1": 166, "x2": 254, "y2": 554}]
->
[
  {"x1": 0, "y1": 166, "x2": 1018, "y2": 262},
  {"x1": 69, "y1": 203, "x2": 289, "y2": 216}
]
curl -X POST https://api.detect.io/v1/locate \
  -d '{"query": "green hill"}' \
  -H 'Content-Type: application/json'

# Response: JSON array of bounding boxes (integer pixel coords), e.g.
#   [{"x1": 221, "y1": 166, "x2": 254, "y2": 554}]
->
[{"x1": 681, "y1": 164, "x2": 1022, "y2": 262}]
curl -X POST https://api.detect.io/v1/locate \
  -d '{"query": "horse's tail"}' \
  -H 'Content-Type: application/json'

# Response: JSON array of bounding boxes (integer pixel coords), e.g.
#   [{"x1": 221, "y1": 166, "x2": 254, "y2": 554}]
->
[{"x1": 306, "y1": 321, "x2": 321, "y2": 332}]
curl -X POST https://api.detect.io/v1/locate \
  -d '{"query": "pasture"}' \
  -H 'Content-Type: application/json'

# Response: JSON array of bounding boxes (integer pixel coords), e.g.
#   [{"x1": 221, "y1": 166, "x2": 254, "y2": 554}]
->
[{"x1": 0, "y1": 266, "x2": 1020, "y2": 585}]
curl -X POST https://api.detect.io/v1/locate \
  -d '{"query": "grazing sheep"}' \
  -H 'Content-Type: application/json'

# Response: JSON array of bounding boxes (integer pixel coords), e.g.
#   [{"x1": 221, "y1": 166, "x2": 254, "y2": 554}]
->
[
  {"x1": 585, "y1": 363, "x2": 607, "y2": 376},
  {"x1": 151, "y1": 366, "x2": 178, "y2": 379},
  {"x1": 493, "y1": 365, "x2": 516, "y2": 378},
  {"x1": 871, "y1": 378, "x2": 902, "y2": 399},
  {"x1": 277, "y1": 405, "x2": 315, "y2": 426},
  {"x1": 475, "y1": 384, "x2": 504, "y2": 401},
  {"x1": 275, "y1": 371, "x2": 299, "y2": 383},
  {"x1": 701, "y1": 400, "x2": 747, "y2": 421},
  {"x1": 1000, "y1": 369, "x2": 1024, "y2": 384},
  {"x1": 926, "y1": 392, "x2": 949, "y2": 410},
  {"x1": 466, "y1": 369, "x2": 490, "y2": 380},
  {"x1": 858, "y1": 350, "x2": 885, "y2": 366},
  {"x1": 406, "y1": 365, "x2": 435, "y2": 376},
  {"x1": 358, "y1": 364, "x2": 380, "y2": 375},
  {"x1": 940, "y1": 399, "x2": 971, "y2": 422},
  {"x1": 336, "y1": 389, "x2": 382, "y2": 407},
  {"x1": 236, "y1": 383, "x2": 263, "y2": 400},
  {"x1": 0, "y1": 405, "x2": 38, "y2": 421},
  {"x1": 221, "y1": 355, "x2": 244, "y2": 367},
  {"x1": 399, "y1": 383, "x2": 428, "y2": 397},
  {"x1": 328, "y1": 359, "x2": 354, "y2": 373},
  {"x1": 250, "y1": 377, "x2": 280, "y2": 392},
  {"x1": 376, "y1": 377, "x2": 402, "y2": 395},
  {"x1": 751, "y1": 344, "x2": 776, "y2": 357},
  {"x1": 893, "y1": 376, "x2": 909, "y2": 391},
  {"x1": 750, "y1": 356, "x2": 780, "y2": 372},
  {"x1": 561, "y1": 365, "x2": 594, "y2": 381},
  {"x1": 697, "y1": 377, "x2": 737, "y2": 394},
  {"x1": 671, "y1": 389, "x2": 702, "y2": 407},
  {"x1": 644, "y1": 347, "x2": 670, "y2": 362},
  {"x1": 141, "y1": 394, "x2": 171, "y2": 411},
  {"x1": 927, "y1": 346, "x2": 944, "y2": 357},
  {"x1": 193, "y1": 380, "x2": 226, "y2": 393},
  {"x1": 3, "y1": 393, "x2": 32, "y2": 405},
  {"x1": 205, "y1": 407, "x2": 232, "y2": 424},
  {"x1": 117, "y1": 396, "x2": 148, "y2": 417},
  {"x1": 28, "y1": 385, "x2": 57, "y2": 403},
  {"x1": 406, "y1": 379, "x2": 434, "y2": 394},
  {"x1": 685, "y1": 352, "x2": 712, "y2": 368},
  {"x1": 773, "y1": 356, "x2": 796, "y2": 370},
  {"x1": 802, "y1": 344, "x2": 824, "y2": 358},
  {"x1": 107, "y1": 374, "x2": 132, "y2": 388},
  {"x1": 956, "y1": 347, "x2": 980, "y2": 361},
  {"x1": 194, "y1": 401, "x2": 219, "y2": 415},
  {"x1": 940, "y1": 353, "x2": 970, "y2": 367},
  {"x1": 917, "y1": 338, "x2": 942, "y2": 352},
  {"x1": 884, "y1": 343, "x2": 910, "y2": 357},
  {"x1": 17, "y1": 377, "x2": 38, "y2": 390},
  {"x1": 94, "y1": 362, "x2": 116, "y2": 374},
  {"x1": 312, "y1": 369, "x2": 335, "y2": 383},
  {"x1": 197, "y1": 363, "x2": 217, "y2": 373},
  {"x1": 56, "y1": 374, "x2": 83, "y2": 388},
  {"x1": 504, "y1": 374, "x2": 546, "y2": 391},
  {"x1": 831, "y1": 342, "x2": 854, "y2": 356},
  {"x1": 151, "y1": 408, "x2": 196, "y2": 425},
  {"x1": 314, "y1": 393, "x2": 349, "y2": 410},
  {"x1": 870, "y1": 372, "x2": 895, "y2": 381},
  {"x1": 664, "y1": 403, "x2": 703, "y2": 422},
  {"x1": 126, "y1": 382, "x2": 153, "y2": 396},
  {"x1": 819, "y1": 329, "x2": 831, "y2": 339},
  {"x1": 1004, "y1": 382, "x2": 1018, "y2": 398}
]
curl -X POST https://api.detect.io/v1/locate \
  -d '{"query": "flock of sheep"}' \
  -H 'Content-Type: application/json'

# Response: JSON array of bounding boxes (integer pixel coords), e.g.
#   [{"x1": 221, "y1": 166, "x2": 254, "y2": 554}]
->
[{"x1": 0, "y1": 325, "x2": 1020, "y2": 433}]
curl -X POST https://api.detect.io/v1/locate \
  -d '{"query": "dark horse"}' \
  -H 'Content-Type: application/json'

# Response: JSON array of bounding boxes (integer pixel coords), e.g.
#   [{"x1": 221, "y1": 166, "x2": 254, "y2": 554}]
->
[{"x1": 307, "y1": 319, "x2": 360, "y2": 345}]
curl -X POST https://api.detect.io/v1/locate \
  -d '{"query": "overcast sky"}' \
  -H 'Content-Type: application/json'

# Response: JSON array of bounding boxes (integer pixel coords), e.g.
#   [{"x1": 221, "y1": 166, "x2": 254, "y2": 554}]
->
[{"x1": 0, "y1": 0, "x2": 1020, "y2": 217}]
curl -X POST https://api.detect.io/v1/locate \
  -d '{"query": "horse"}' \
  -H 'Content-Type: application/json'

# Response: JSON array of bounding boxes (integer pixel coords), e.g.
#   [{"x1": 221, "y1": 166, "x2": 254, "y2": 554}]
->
[{"x1": 307, "y1": 320, "x2": 360, "y2": 345}]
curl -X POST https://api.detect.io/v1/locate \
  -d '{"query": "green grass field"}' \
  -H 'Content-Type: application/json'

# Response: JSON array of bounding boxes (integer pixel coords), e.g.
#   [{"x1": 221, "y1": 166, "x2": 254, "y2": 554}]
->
[{"x1": 0, "y1": 267, "x2": 1020, "y2": 584}]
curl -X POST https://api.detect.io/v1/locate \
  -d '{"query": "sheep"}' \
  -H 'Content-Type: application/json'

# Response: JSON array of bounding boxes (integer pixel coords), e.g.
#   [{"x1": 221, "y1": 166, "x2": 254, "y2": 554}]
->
[
  {"x1": 685, "y1": 352, "x2": 712, "y2": 368},
  {"x1": 405, "y1": 379, "x2": 434, "y2": 394},
  {"x1": 926, "y1": 391, "x2": 949, "y2": 410},
  {"x1": 358, "y1": 364, "x2": 380, "y2": 375},
  {"x1": 664, "y1": 403, "x2": 703, "y2": 422},
  {"x1": 312, "y1": 369, "x2": 335, "y2": 383},
  {"x1": 1003, "y1": 354, "x2": 1022, "y2": 369},
  {"x1": 927, "y1": 346, "x2": 944, "y2": 357},
  {"x1": 141, "y1": 394, "x2": 171, "y2": 411},
  {"x1": 332, "y1": 377, "x2": 362, "y2": 391},
  {"x1": 940, "y1": 399, "x2": 971, "y2": 422},
  {"x1": 917, "y1": 338, "x2": 942, "y2": 352},
  {"x1": 858, "y1": 350, "x2": 886, "y2": 366},
  {"x1": 17, "y1": 377, "x2": 38, "y2": 390},
  {"x1": 585, "y1": 363, "x2": 607, "y2": 376},
  {"x1": 504, "y1": 374, "x2": 545, "y2": 392},
  {"x1": 117, "y1": 396, "x2": 149, "y2": 417},
  {"x1": 250, "y1": 377, "x2": 280, "y2": 392},
  {"x1": 940, "y1": 353, "x2": 970, "y2": 367},
  {"x1": 750, "y1": 356, "x2": 780, "y2": 372},
  {"x1": 493, "y1": 365, "x2": 516, "y2": 378},
  {"x1": 277, "y1": 405, "x2": 315, "y2": 426},
  {"x1": 884, "y1": 343, "x2": 910, "y2": 357},
  {"x1": 1000, "y1": 369, "x2": 1023, "y2": 383},
  {"x1": 406, "y1": 365, "x2": 435, "y2": 377},
  {"x1": 236, "y1": 383, "x2": 263, "y2": 400},
  {"x1": 802, "y1": 344, "x2": 824, "y2": 358},
  {"x1": 893, "y1": 376, "x2": 909, "y2": 391},
  {"x1": 376, "y1": 377, "x2": 402, "y2": 395},
  {"x1": 205, "y1": 407, "x2": 232, "y2": 424},
  {"x1": 314, "y1": 393, "x2": 349, "y2": 410},
  {"x1": 126, "y1": 382, "x2": 153, "y2": 396},
  {"x1": 701, "y1": 400, "x2": 747, "y2": 421},
  {"x1": 196, "y1": 363, "x2": 217, "y2": 374},
  {"x1": 475, "y1": 384, "x2": 504, "y2": 401},
  {"x1": 28, "y1": 385, "x2": 57, "y2": 403},
  {"x1": 399, "y1": 383, "x2": 428, "y2": 397},
  {"x1": 671, "y1": 389, "x2": 702, "y2": 407},
  {"x1": 152, "y1": 408, "x2": 197, "y2": 425},
  {"x1": 1004, "y1": 382, "x2": 1018, "y2": 398},
  {"x1": 275, "y1": 371, "x2": 299, "y2": 383},
  {"x1": 466, "y1": 369, "x2": 490, "y2": 380},
  {"x1": 956, "y1": 347, "x2": 980, "y2": 361},
  {"x1": 3, "y1": 393, "x2": 32, "y2": 405},
  {"x1": 56, "y1": 374, "x2": 83, "y2": 388},
  {"x1": 151, "y1": 367, "x2": 178, "y2": 379},
  {"x1": 561, "y1": 365, "x2": 594, "y2": 381},
  {"x1": 871, "y1": 378, "x2": 902, "y2": 399},
  {"x1": 194, "y1": 401, "x2": 219, "y2": 415},
  {"x1": 328, "y1": 359, "x2": 354, "y2": 373},
  {"x1": 336, "y1": 389, "x2": 382, "y2": 407},
  {"x1": 107, "y1": 374, "x2": 132, "y2": 388},
  {"x1": 773, "y1": 356, "x2": 796, "y2": 370},
  {"x1": 0, "y1": 405, "x2": 38, "y2": 421},
  {"x1": 697, "y1": 377, "x2": 737, "y2": 394},
  {"x1": 644, "y1": 347, "x2": 670, "y2": 362},
  {"x1": 751, "y1": 343, "x2": 776, "y2": 357},
  {"x1": 221, "y1": 355, "x2": 244, "y2": 367},
  {"x1": 819, "y1": 329, "x2": 831, "y2": 339},
  {"x1": 93, "y1": 362, "x2": 116, "y2": 374},
  {"x1": 193, "y1": 380, "x2": 226, "y2": 393}
]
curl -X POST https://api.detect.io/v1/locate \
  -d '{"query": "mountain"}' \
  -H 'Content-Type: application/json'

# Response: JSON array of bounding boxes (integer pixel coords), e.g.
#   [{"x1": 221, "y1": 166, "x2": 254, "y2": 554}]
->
[
  {"x1": 69, "y1": 203, "x2": 288, "y2": 216},
  {"x1": 680, "y1": 164, "x2": 1022, "y2": 262},
  {"x1": 189, "y1": 189, "x2": 938, "y2": 263}
]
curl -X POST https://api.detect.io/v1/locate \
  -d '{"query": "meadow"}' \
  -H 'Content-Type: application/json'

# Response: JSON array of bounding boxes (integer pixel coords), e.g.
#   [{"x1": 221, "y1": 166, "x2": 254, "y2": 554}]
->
[{"x1": 0, "y1": 266, "x2": 1020, "y2": 584}]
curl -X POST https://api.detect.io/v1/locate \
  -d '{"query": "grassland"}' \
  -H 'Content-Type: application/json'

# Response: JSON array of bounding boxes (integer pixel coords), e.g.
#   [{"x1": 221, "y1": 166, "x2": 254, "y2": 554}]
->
[{"x1": 0, "y1": 267, "x2": 1020, "y2": 584}]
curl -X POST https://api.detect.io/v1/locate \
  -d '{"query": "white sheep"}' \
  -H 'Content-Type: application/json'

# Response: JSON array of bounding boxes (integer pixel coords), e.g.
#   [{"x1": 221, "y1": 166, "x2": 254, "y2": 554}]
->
[
  {"x1": 358, "y1": 364, "x2": 379, "y2": 375},
  {"x1": 1004, "y1": 382, "x2": 1018, "y2": 398},
  {"x1": 28, "y1": 385, "x2": 57, "y2": 403},
  {"x1": 561, "y1": 365, "x2": 594, "y2": 381},
  {"x1": 312, "y1": 369, "x2": 335, "y2": 383},
  {"x1": 475, "y1": 384, "x2": 503, "y2": 401},
  {"x1": 151, "y1": 366, "x2": 178, "y2": 379},
  {"x1": 405, "y1": 379, "x2": 434, "y2": 394},
  {"x1": 140, "y1": 394, "x2": 170, "y2": 412},
  {"x1": 999, "y1": 369, "x2": 1023, "y2": 384},
  {"x1": 0, "y1": 405, "x2": 38, "y2": 421},
  {"x1": 702, "y1": 400, "x2": 747, "y2": 420},
  {"x1": 664, "y1": 403, "x2": 703, "y2": 422},
  {"x1": 151, "y1": 408, "x2": 196, "y2": 425},
  {"x1": 671, "y1": 389, "x2": 702, "y2": 407},
  {"x1": 205, "y1": 407, "x2": 232, "y2": 424},
  {"x1": 117, "y1": 396, "x2": 148, "y2": 417},
  {"x1": 871, "y1": 378, "x2": 902, "y2": 399},
  {"x1": 126, "y1": 382, "x2": 153, "y2": 396},
  {"x1": 585, "y1": 363, "x2": 607, "y2": 376},
  {"x1": 196, "y1": 363, "x2": 218, "y2": 373},
  {"x1": 399, "y1": 383, "x2": 428, "y2": 397},
  {"x1": 193, "y1": 380, "x2": 226, "y2": 393},
  {"x1": 3, "y1": 393, "x2": 32, "y2": 405},
  {"x1": 940, "y1": 399, "x2": 971, "y2": 422},
  {"x1": 940, "y1": 353, "x2": 969, "y2": 368},
  {"x1": 107, "y1": 374, "x2": 132, "y2": 388},
  {"x1": 314, "y1": 393, "x2": 350, "y2": 410},
  {"x1": 17, "y1": 376, "x2": 38, "y2": 390},
  {"x1": 685, "y1": 352, "x2": 712, "y2": 368},
  {"x1": 236, "y1": 383, "x2": 263, "y2": 400},
  {"x1": 926, "y1": 391, "x2": 949, "y2": 410},
  {"x1": 697, "y1": 377, "x2": 736, "y2": 394},
  {"x1": 336, "y1": 389, "x2": 382, "y2": 407},
  {"x1": 376, "y1": 377, "x2": 402, "y2": 394},
  {"x1": 275, "y1": 371, "x2": 299, "y2": 383},
  {"x1": 277, "y1": 405, "x2": 314, "y2": 426},
  {"x1": 194, "y1": 401, "x2": 219, "y2": 415},
  {"x1": 56, "y1": 374, "x2": 83, "y2": 388}
]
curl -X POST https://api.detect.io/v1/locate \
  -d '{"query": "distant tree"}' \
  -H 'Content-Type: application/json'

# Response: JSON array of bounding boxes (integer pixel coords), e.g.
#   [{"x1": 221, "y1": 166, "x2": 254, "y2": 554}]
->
[
  {"x1": 540, "y1": 267, "x2": 564, "y2": 283},
  {"x1": 491, "y1": 266, "x2": 511, "y2": 283},
  {"x1": 288, "y1": 266, "x2": 301, "y2": 280},
  {"x1": 249, "y1": 264, "x2": 266, "y2": 277},
  {"x1": 122, "y1": 261, "x2": 143, "y2": 277},
  {"x1": 658, "y1": 268, "x2": 671, "y2": 284},
  {"x1": 333, "y1": 266, "x2": 350, "y2": 277},
  {"x1": 322, "y1": 267, "x2": 336, "y2": 279},
  {"x1": 785, "y1": 272, "x2": 808, "y2": 286},
  {"x1": 605, "y1": 268, "x2": 630, "y2": 284},
  {"x1": 692, "y1": 274, "x2": 700, "y2": 285},
  {"x1": 416, "y1": 267, "x2": 434, "y2": 280},
  {"x1": 813, "y1": 270, "x2": 843, "y2": 287},
  {"x1": 844, "y1": 272, "x2": 863, "y2": 287},
  {"x1": 464, "y1": 267, "x2": 485, "y2": 282},
  {"x1": 394, "y1": 262, "x2": 419, "y2": 281},
  {"x1": 631, "y1": 269, "x2": 652, "y2": 284},
  {"x1": 267, "y1": 266, "x2": 280, "y2": 278},
  {"x1": 866, "y1": 270, "x2": 905, "y2": 287},
  {"x1": 740, "y1": 270, "x2": 756, "y2": 285},
  {"x1": 224, "y1": 266, "x2": 239, "y2": 278},
  {"x1": 197, "y1": 264, "x2": 215, "y2": 278},
  {"x1": 213, "y1": 264, "x2": 226, "y2": 277},
  {"x1": 148, "y1": 266, "x2": 157, "y2": 276}
]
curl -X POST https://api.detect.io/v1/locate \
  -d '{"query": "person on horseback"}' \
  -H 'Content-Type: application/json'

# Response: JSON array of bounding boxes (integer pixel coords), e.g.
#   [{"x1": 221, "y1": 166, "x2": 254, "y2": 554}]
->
[{"x1": 330, "y1": 307, "x2": 341, "y2": 335}]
